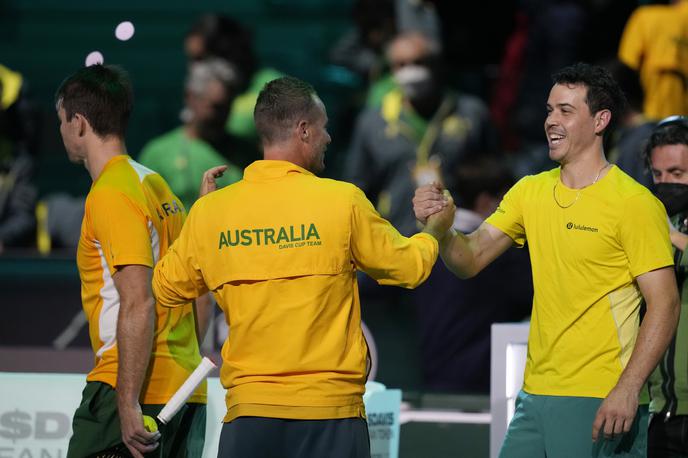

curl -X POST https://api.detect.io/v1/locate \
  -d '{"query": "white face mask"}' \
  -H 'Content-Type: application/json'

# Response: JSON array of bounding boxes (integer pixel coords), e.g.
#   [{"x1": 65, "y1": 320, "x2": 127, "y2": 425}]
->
[{"x1": 393, "y1": 65, "x2": 432, "y2": 99}]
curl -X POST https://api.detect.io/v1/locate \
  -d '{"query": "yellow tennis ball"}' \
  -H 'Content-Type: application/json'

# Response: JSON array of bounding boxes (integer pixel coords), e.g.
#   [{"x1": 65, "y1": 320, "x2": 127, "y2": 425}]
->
[{"x1": 142, "y1": 415, "x2": 158, "y2": 433}]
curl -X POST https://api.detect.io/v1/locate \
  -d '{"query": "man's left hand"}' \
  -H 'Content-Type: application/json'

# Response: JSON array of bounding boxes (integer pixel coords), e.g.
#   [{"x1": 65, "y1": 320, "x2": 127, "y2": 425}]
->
[
  {"x1": 199, "y1": 165, "x2": 229, "y2": 198},
  {"x1": 591, "y1": 384, "x2": 638, "y2": 442}
]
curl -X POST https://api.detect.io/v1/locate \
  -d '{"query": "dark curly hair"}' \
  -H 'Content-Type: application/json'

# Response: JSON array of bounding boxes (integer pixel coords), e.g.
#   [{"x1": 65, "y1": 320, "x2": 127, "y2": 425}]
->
[{"x1": 552, "y1": 62, "x2": 627, "y2": 136}]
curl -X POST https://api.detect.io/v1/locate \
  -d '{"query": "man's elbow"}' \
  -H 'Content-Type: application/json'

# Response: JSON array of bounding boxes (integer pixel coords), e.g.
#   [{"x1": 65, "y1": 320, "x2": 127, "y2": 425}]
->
[
  {"x1": 404, "y1": 269, "x2": 432, "y2": 289},
  {"x1": 118, "y1": 296, "x2": 155, "y2": 325},
  {"x1": 151, "y1": 271, "x2": 176, "y2": 308},
  {"x1": 151, "y1": 280, "x2": 180, "y2": 308}
]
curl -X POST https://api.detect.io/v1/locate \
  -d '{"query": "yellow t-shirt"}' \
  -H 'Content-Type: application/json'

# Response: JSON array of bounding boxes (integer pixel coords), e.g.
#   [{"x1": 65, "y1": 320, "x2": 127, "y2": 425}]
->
[
  {"x1": 618, "y1": 2, "x2": 688, "y2": 119},
  {"x1": 486, "y1": 165, "x2": 673, "y2": 398},
  {"x1": 78, "y1": 155, "x2": 205, "y2": 404},
  {"x1": 153, "y1": 160, "x2": 438, "y2": 420}
]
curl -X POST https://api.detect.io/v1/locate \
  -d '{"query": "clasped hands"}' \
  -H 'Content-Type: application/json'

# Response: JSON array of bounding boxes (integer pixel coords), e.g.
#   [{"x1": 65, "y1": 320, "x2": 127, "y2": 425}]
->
[{"x1": 413, "y1": 182, "x2": 456, "y2": 240}]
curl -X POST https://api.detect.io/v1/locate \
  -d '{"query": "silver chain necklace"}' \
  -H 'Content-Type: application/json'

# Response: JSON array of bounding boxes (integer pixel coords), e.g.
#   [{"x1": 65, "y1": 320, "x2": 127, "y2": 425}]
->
[{"x1": 553, "y1": 162, "x2": 610, "y2": 209}]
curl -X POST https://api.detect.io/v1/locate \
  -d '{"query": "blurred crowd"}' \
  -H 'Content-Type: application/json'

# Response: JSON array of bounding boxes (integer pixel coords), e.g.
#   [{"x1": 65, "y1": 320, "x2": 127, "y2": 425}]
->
[{"x1": 3, "y1": 0, "x2": 688, "y2": 395}]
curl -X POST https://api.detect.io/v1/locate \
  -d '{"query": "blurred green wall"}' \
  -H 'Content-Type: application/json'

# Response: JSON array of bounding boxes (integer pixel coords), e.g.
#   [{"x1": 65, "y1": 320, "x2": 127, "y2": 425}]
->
[{"x1": 0, "y1": 0, "x2": 355, "y2": 196}]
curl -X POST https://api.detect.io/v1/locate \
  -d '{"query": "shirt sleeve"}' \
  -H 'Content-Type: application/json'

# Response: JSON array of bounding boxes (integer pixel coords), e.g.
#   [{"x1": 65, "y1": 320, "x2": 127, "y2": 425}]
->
[
  {"x1": 88, "y1": 188, "x2": 154, "y2": 276},
  {"x1": 153, "y1": 204, "x2": 209, "y2": 307},
  {"x1": 349, "y1": 186, "x2": 438, "y2": 288},
  {"x1": 485, "y1": 177, "x2": 527, "y2": 247},
  {"x1": 619, "y1": 191, "x2": 674, "y2": 277}
]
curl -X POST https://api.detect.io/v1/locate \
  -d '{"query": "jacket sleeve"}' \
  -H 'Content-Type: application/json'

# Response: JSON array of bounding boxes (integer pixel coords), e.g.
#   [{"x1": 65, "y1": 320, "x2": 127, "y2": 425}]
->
[
  {"x1": 152, "y1": 206, "x2": 209, "y2": 307},
  {"x1": 349, "y1": 185, "x2": 438, "y2": 288}
]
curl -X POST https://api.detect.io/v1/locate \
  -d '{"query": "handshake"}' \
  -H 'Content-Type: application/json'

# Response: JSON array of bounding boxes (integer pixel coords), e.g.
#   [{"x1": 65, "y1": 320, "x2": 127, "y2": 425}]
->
[{"x1": 413, "y1": 182, "x2": 456, "y2": 242}]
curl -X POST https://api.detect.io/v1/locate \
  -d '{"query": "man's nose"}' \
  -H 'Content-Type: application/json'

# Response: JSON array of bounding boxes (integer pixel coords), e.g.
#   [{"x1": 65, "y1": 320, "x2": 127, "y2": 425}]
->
[{"x1": 545, "y1": 113, "x2": 559, "y2": 128}]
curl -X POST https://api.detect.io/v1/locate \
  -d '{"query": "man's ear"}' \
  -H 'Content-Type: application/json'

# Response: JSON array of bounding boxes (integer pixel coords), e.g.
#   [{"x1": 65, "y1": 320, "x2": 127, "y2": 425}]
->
[
  {"x1": 74, "y1": 113, "x2": 90, "y2": 138},
  {"x1": 594, "y1": 109, "x2": 611, "y2": 135},
  {"x1": 297, "y1": 119, "x2": 309, "y2": 142}
]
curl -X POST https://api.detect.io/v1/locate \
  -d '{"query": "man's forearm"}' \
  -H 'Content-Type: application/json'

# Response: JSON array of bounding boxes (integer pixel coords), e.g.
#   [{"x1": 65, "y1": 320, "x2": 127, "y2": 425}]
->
[
  {"x1": 116, "y1": 296, "x2": 155, "y2": 407},
  {"x1": 435, "y1": 230, "x2": 480, "y2": 279}
]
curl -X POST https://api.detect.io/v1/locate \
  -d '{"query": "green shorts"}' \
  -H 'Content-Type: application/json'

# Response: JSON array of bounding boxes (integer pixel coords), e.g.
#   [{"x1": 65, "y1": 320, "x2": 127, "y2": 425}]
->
[
  {"x1": 66, "y1": 382, "x2": 206, "y2": 458},
  {"x1": 499, "y1": 390, "x2": 648, "y2": 458}
]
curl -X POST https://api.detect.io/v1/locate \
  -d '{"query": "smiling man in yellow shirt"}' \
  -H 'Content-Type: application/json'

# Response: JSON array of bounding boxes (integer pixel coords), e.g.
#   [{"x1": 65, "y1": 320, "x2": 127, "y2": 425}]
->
[
  {"x1": 153, "y1": 76, "x2": 454, "y2": 457},
  {"x1": 415, "y1": 63, "x2": 680, "y2": 457}
]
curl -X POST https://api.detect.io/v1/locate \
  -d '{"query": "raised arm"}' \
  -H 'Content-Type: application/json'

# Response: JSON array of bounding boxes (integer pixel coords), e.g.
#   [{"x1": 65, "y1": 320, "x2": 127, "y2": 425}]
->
[
  {"x1": 413, "y1": 183, "x2": 513, "y2": 278},
  {"x1": 438, "y1": 222, "x2": 514, "y2": 279},
  {"x1": 350, "y1": 186, "x2": 452, "y2": 288},
  {"x1": 153, "y1": 209, "x2": 209, "y2": 310}
]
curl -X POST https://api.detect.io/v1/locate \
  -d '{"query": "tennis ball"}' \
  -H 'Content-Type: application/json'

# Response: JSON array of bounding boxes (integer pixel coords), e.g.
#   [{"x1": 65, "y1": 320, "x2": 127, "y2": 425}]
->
[{"x1": 142, "y1": 415, "x2": 158, "y2": 433}]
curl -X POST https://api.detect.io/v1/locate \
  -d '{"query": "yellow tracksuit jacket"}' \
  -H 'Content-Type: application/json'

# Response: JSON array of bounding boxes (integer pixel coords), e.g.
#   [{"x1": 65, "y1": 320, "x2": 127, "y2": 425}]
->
[{"x1": 153, "y1": 160, "x2": 438, "y2": 421}]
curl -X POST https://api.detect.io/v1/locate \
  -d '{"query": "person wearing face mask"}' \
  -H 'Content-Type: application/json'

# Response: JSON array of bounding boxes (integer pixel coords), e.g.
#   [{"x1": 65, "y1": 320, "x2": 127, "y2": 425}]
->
[
  {"x1": 645, "y1": 116, "x2": 688, "y2": 457},
  {"x1": 346, "y1": 31, "x2": 495, "y2": 238},
  {"x1": 138, "y1": 58, "x2": 243, "y2": 210}
]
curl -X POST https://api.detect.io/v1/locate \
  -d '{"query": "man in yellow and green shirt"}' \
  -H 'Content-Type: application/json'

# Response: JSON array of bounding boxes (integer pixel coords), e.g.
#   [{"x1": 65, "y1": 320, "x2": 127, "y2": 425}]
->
[
  {"x1": 153, "y1": 76, "x2": 454, "y2": 458},
  {"x1": 415, "y1": 63, "x2": 680, "y2": 457},
  {"x1": 57, "y1": 64, "x2": 207, "y2": 458}
]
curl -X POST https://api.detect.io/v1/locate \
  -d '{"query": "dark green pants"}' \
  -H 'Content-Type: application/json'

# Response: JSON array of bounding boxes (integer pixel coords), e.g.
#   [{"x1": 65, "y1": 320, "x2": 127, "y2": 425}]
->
[
  {"x1": 66, "y1": 382, "x2": 206, "y2": 458},
  {"x1": 500, "y1": 390, "x2": 648, "y2": 458},
  {"x1": 218, "y1": 416, "x2": 371, "y2": 458}
]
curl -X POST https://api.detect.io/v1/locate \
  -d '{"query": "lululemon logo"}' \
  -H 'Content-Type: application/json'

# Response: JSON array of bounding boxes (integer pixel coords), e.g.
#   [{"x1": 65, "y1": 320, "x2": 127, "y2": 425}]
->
[{"x1": 566, "y1": 222, "x2": 599, "y2": 232}]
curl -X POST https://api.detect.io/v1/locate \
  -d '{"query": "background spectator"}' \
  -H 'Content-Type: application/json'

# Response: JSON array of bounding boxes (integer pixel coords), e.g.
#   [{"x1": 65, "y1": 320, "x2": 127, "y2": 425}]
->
[
  {"x1": 618, "y1": 0, "x2": 688, "y2": 120},
  {"x1": 138, "y1": 58, "x2": 243, "y2": 210},
  {"x1": 0, "y1": 63, "x2": 38, "y2": 253},
  {"x1": 185, "y1": 13, "x2": 283, "y2": 158},
  {"x1": 345, "y1": 31, "x2": 495, "y2": 237}
]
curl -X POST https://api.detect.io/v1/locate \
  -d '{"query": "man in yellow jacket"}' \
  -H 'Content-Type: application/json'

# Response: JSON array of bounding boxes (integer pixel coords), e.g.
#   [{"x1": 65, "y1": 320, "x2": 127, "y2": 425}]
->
[{"x1": 153, "y1": 76, "x2": 454, "y2": 457}]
